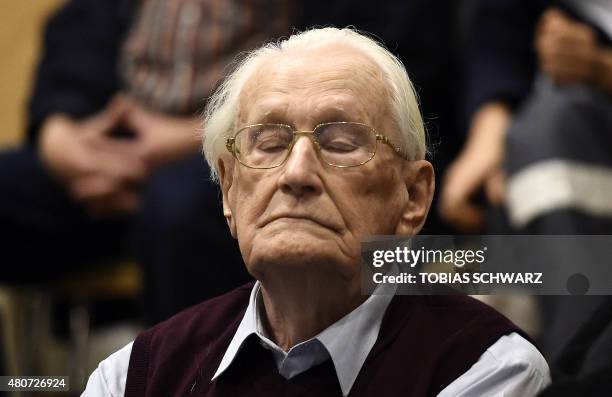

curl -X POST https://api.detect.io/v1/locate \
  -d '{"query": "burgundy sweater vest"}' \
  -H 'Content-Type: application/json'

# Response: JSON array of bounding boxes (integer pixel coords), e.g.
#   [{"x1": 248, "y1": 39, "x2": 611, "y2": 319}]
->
[{"x1": 125, "y1": 283, "x2": 526, "y2": 396}]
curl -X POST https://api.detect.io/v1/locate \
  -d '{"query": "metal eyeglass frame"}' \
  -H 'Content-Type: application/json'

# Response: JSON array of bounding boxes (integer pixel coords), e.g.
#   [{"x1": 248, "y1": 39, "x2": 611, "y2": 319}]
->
[{"x1": 225, "y1": 121, "x2": 408, "y2": 169}]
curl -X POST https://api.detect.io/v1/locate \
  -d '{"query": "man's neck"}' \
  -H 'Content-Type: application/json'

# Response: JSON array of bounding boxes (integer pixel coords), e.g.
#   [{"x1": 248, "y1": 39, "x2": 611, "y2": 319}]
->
[{"x1": 258, "y1": 273, "x2": 365, "y2": 352}]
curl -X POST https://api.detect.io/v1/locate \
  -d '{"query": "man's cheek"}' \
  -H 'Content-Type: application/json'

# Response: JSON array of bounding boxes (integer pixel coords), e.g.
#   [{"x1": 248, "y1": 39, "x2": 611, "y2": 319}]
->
[{"x1": 349, "y1": 195, "x2": 401, "y2": 236}]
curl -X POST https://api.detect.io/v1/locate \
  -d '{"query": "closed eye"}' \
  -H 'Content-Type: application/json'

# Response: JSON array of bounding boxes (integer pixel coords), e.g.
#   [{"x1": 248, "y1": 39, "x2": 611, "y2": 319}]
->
[
  {"x1": 252, "y1": 128, "x2": 292, "y2": 152},
  {"x1": 322, "y1": 140, "x2": 359, "y2": 153}
]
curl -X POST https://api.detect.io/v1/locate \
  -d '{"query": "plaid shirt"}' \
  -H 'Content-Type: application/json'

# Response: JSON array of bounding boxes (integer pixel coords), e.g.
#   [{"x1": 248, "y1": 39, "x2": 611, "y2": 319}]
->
[{"x1": 120, "y1": 0, "x2": 293, "y2": 114}]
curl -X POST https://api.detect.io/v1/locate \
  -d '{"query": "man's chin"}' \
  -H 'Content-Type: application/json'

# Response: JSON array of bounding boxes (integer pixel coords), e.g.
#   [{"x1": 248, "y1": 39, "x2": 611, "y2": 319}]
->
[{"x1": 245, "y1": 234, "x2": 356, "y2": 276}]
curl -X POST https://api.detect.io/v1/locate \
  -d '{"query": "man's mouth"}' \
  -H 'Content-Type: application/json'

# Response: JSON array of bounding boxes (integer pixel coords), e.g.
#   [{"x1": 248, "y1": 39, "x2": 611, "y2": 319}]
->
[{"x1": 264, "y1": 214, "x2": 341, "y2": 234}]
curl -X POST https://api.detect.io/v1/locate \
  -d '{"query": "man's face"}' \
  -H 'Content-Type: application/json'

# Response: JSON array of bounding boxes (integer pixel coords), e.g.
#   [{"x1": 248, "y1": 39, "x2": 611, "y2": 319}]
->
[{"x1": 219, "y1": 44, "x2": 432, "y2": 281}]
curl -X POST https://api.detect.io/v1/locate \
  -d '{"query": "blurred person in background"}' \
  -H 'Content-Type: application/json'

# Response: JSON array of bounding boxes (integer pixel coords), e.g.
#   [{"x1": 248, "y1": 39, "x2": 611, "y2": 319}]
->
[
  {"x1": 0, "y1": 0, "x2": 456, "y2": 325},
  {"x1": 439, "y1": 0, "x2": 612, "y2": 393}
]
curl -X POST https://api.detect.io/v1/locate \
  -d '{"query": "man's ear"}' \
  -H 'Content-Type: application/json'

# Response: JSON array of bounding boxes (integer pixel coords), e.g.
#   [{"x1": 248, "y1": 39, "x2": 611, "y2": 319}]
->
[
  {"x1": 218, "y1": 154, "x2": 237, "y2": 238},
  {"x1": 395, "y1": 160, "x2": 435, "y2": 236}
]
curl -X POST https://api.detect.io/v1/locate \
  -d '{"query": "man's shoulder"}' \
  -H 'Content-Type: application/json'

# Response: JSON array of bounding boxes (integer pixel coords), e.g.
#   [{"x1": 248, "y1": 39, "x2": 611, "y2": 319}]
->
[
  {"x1": 389, "y1": 294, "x2": 525, "y2": 348},
  {"x1": 356, "y1": 295, "x2": 538, "y2": 396},
  {"x1": 397, "y1": 294, "x2": 515, "y2": 325},
  {"x1": 124, "y1": 283, "x2": 255, "y2": 395}
]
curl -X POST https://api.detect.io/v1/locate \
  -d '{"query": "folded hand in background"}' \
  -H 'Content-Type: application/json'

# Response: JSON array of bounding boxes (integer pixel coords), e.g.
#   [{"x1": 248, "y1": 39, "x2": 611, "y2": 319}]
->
[{"x1": 38, "y1": 95, "x2": 201, "y2": 216}]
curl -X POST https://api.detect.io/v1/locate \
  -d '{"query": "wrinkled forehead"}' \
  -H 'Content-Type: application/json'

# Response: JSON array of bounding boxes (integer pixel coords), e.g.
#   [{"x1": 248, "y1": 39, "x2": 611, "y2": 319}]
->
[{"x1": 238, "y1": 44, "x2": 391, "y2": 126}]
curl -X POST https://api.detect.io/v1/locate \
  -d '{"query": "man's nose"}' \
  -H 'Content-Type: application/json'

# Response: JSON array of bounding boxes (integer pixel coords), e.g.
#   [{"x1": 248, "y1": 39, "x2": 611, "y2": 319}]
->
[{"x1": 278, "y1": 136, "x2": 324, "y2": 197}]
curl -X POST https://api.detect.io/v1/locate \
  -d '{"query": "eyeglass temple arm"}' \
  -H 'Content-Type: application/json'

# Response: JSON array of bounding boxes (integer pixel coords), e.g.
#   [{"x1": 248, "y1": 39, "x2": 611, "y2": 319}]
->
[{"x1": 376, "y1": 134, "x2": 408, "y2": 160}]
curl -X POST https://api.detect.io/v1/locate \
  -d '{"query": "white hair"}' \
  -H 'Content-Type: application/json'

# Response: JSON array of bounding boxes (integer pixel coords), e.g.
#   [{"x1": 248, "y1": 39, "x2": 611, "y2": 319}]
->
[{"x1": 202, "y1": 27, "x2": 426, "y2": 182}]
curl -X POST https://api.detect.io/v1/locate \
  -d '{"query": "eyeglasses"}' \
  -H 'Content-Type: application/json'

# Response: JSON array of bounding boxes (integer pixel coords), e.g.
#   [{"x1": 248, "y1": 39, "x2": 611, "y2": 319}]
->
[{"x1": 225, "y1": 121, "x2": 407, "y2": 169}]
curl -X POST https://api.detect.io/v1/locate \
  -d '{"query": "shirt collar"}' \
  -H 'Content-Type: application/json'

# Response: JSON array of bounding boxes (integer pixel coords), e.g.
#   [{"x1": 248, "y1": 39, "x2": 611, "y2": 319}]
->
[
  {"x1": 211, "y1": 282, "x2": 261, "y2": 382},
  {"x1": 212, "y1": 279, "x2": 395, "y2": 396}
]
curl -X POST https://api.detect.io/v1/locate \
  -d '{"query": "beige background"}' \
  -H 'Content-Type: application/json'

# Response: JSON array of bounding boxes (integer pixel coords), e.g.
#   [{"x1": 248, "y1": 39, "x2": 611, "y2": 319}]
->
[{"x1": 0, "y1": 0, "x2": 65, "y2": 147}]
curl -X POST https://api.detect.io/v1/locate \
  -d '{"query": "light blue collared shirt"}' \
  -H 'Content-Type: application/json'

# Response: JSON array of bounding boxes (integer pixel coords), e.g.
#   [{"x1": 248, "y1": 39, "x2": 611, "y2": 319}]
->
[{"x1": 211, "y1": 281, "x2": 395, "y2": 395}]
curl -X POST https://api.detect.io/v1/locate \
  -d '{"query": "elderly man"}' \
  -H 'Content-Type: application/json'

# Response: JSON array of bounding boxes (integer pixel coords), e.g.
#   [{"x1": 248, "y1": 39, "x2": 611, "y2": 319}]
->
[{"x1": 83, "y1": 28, "x2": 549, "y2": 396}]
